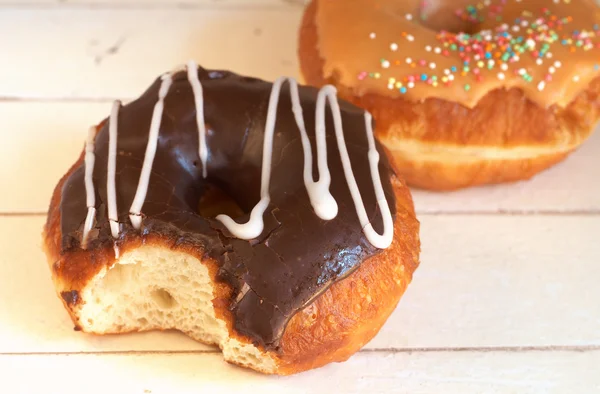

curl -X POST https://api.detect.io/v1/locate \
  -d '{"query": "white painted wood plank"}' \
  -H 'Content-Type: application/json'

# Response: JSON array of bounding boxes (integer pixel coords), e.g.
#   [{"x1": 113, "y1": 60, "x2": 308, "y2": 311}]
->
[
  {"x1": 371, "y1": 214, "x2": 600, "y2": 350},
  {"x1": 0, "y1": 102, "x2": 599, "y2": 214},
  {"x1": 1, "y1": 351, "x2": 599, "y2": 394},
  {"x1": 0, "y1": 9, "x2": 302, "y2": 99},
  {"x1": 0, "y1": 103, "x2": 110, "y2": 214},
  {"x1": 1, "y1": 215, "x2": 598, "y2": 354}
]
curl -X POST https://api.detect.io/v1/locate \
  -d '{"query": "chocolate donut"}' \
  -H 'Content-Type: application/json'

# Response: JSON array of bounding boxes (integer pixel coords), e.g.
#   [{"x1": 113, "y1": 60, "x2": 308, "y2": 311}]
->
[{"x1": 43, "y1": 63, "x2": 420, "y2": 374}]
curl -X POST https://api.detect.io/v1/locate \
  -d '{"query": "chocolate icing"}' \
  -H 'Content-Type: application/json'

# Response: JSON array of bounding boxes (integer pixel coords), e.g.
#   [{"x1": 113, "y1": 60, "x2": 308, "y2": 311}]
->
[{"x1": 58, "y1": 66, "x2": 397, "y2": 350}]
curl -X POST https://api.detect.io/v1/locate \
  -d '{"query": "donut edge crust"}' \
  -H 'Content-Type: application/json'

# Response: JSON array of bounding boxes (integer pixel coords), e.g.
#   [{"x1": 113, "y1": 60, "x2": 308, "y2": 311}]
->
[
  {"x1": 42, "y1": 124, "x2": 421, "y2": 376},
  {"x1": 298, "y1": 0, "x2": 600, "y2": 191}
]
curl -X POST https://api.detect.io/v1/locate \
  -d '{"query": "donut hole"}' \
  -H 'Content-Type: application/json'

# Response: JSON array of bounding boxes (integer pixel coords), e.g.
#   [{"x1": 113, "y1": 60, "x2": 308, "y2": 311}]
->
[
  {"x1": 418, "y1": 0, "x2": 482, "y2": 35},
  {"x1": 198, "y1": 183, "x2": 245, "y2": 219}
]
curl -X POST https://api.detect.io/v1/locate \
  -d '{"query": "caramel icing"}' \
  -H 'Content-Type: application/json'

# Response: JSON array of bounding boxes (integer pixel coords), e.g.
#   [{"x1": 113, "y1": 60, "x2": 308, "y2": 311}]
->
[{"x1": 315, "y1": 0, "x2": 600, "y2": 108}]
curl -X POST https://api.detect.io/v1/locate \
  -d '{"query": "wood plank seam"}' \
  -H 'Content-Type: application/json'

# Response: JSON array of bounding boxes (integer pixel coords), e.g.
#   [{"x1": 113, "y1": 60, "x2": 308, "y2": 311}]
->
[
  {"x1": 4, "y1": 345, "x2": 600, "y2": 356},
  {"x1": 0, "y1": 97, "x2": 131, "y2": 102},
  {"x1": 414, "y1": 211, "x2": 600, "y2": 216},
  {"x1": 0, "y1": 2, "x2": 307, "y2": 10}
]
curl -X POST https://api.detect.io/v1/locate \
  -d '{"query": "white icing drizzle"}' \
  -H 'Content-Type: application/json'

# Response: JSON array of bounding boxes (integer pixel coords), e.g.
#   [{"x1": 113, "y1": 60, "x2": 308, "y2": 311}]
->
[
  {"x1": 215, "y1": 78, "x2": 393, "y2": 249},
  {"x1": 128, "y1": 73, "x2": 173, "y2": 230},
  {"x1": 187, "y1": 60, "x2": 209, "y2": 179},
  {"x1": 82, "y1": 207, "x2": 96, "y2": 246},
  {"x1": 296, "y1": 80, "x2": 338, "y2": 220},
  {"x1": 81, "y1": 126, "x2": 97, "y2": 248},
  {"x1": 215, "y1": 77, "x2": 339, "y2": 240},
  {"x1": 83, "y1": 65, "x2": 393, "y2": 250},
  {"x1": 84, "y1": 126, "x2": 97, "y2": 208},
  {"x1": 338, "y1": 108, "x2": 394, "y2": 249},
  {"x1": 107, "y1": 100, "x2": 121, "y2": 239}
]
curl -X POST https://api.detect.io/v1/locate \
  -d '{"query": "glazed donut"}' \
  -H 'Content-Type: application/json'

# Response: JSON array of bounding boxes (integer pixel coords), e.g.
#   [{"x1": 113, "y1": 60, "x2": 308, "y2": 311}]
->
[
  {"x1": 43, "y1": 63, "x2": 420, "y2": 375},
  {"x1": 299, "y1": 0, "x2": 600, "y2": 190}
]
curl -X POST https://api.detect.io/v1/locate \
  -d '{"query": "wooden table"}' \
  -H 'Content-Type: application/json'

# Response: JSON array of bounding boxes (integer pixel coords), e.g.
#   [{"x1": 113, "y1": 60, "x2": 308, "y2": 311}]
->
[{"x1": 0, "y1": 1, "x2": 599, "y2": 393}]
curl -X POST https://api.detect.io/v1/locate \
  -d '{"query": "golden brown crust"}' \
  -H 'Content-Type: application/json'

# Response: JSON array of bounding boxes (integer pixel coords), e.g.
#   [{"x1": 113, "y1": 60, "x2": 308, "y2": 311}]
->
[
  {"x1": 386, "y1": 148, "x2": 576, "y2": 191},
  {"x1": 299, "y1": 0, "x2": 600, "y2": 190},
  {"x1": 43, "y1": 125, "x2": 420, "y2": 375},
  {"x1": 278, "y1": 175, "x2": 419, "y2": 375}
]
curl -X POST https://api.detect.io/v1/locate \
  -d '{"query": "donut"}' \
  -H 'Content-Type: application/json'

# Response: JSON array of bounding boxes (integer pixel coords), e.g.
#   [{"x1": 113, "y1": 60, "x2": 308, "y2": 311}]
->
[
  {"x1": 299, "y1": 0, "x2": 600, "y2": 190},
  {"x1": 42, "y1": 62, "x2": 421, "y2": 375}
]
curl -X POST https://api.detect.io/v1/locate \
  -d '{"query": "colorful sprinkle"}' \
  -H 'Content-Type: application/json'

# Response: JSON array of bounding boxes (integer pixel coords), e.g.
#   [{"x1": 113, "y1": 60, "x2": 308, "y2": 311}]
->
[
  {"x1": 537, "y1": 81, "x2": 546, "y2": 91},
  {"x1": 360, "y1": 1, "x2": 599, "y2": 95}
]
